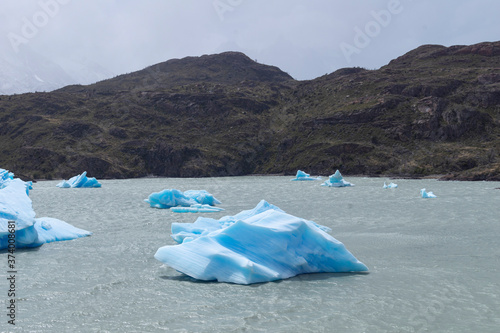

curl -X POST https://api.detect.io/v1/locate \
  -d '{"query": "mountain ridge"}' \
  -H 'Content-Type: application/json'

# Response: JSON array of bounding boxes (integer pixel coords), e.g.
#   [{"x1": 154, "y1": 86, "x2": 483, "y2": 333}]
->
[{"x1": 1, "y1": 42, "x2": 499, "y2": 181}]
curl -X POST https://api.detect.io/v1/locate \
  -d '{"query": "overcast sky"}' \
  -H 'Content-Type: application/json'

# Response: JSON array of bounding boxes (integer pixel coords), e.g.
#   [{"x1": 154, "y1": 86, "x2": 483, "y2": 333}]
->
[{"x1": 1, "y1": 0, "x2": 499, "y2": 81}]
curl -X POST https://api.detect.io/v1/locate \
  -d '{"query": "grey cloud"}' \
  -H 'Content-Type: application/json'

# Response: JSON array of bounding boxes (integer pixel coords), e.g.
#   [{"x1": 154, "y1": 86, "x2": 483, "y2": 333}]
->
[{"x1": 1, "y1": 0, "x2": 499, "y2": 87}]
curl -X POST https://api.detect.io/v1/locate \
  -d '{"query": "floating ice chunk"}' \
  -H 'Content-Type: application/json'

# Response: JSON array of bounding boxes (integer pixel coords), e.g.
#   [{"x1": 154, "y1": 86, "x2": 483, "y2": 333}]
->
[
  {"x1": 183, "y1": 190, "x2": 222, "y2": 206},
  {"x1": 171, "y1": 204, "x2": 225, "y2": 213},
  {"x1": 0, "y1": 179, "x2": 43, "y2": 249},
  {"x1": 0, "y1": 178, "x2": 37, "y2": 231},
  {"x1": 56, "y1": 180, "x2": 71, "y2": 188},
  {"x1": 291, "y1": 170, "x2": 322, "y2": 181},
  {"x1": 57, "y1": 171, "x2": 101, "y2": 188},
  {"x1": 321, "y1": 170, "x2": 354, "y2": 187},
  {"x1": 170, "y1": 200, "x2": 284, "y2": 243},
  {"x1": 155, "y1": 200, "x2": 367, "y2": 284},
  {"x1": 420, "y1": 188, "x2": 437, "y2": 198},
  {"x1": 170, "y1": 200, "x2": 331, "y2": 244},
  {"x1": 1, "y1": 168, "x2": 91, "y2": 249},
  {"x1": 0, "y1": 169, "x2": 14, "y2": 184},
  {"x1": 34, "y1": 217, "x2": 92, "y2": 243},
  {"x1": 145, "y1": 189, "x2": 196, "y2": 209},
  {"x1": 145, "y1": 189, "x2": 221, "y2": 209},
  {"x1": 383, "y1": 182, "x2": 398, "y2": 189}
]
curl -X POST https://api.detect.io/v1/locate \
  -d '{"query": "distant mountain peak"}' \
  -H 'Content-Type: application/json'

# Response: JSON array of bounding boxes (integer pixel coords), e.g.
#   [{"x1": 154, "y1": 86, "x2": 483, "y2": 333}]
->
[
  {"x1": 81, "y1": 51, "x2": 294, "y2": 93},
  {"x1": 142, "y1": 51, "x2": 294, "y2": 83},
  {"x1": 386, "y1": 41, "x2": 500, "y2": 68}
]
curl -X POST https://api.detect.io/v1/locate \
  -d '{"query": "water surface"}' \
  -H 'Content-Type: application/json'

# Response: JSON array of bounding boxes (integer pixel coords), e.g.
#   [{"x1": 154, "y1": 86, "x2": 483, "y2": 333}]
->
[{"x1": 4, "y1": 176, "x2": 500, "y2": 332}]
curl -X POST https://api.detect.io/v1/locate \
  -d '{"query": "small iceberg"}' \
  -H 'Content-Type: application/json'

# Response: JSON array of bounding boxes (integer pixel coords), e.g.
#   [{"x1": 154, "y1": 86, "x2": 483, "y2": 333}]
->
[
  {"x1": 155, "y1": 200, "x2": 368, "y2": 284},
  {"x1": 171, "y1": 204, "x2": 225, "y2": 213},
  {"x1": 145, "y1": 189, "x2": 221, "y2": 209},
  {"x1": 383, "y1": 182, "x2": 398, "y2": 189},
  {"x1": 56, "y1": 171, "x2": 101, "y2": 188},
  {"x1": 420, "y1": 188, "x2": 437, "y2": 198},
  {"x1": 321, "y1": 170, "x2": 354, "y2": 187},
  {"x1": 1, "y1": 168, "x2": 91, "y2": 250},
  {"x1": 291, "y1": 170, "x2": 321, "y2": 181}
]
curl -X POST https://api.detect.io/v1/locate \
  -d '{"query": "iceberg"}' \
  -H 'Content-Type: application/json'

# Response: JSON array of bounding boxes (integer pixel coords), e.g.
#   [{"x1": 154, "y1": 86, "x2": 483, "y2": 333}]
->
[
  {"x1": 169, "y1": 200, "x2": 331, "y2": 244},
  {"x1": 1, "y1": 168, "x2": 91, "y2": 250},
  {"x1": 56, "y1": 180, "x2": 71, "y2": 188},
  {"x1": 34, "y1": 217, "x2": 92, "y2": 243},
  {"x1": 155, "y1": 200, "x2": 368, "y2": 284},
  {"x1": 383, "y1": 182, "x2": 398, "y2": 189},
  {"x1": 420, "y1": 188, "x2": 437, "y2": 198},
  {"x1": 0, "y1": 177, "x2": 43, "y2": 249},
  {"x1": 56, "y1": 171, "x2": 102, "y2": 188},
  {"x1": 0, "y1": 169, "x2": 14, "y2": 183},
  {"x1": 145, "y1": 189, "x2": 221, "y2": 209},
  {"x1": 291, "y1": 170, "x2": 321, "y2": 181},
  {"x1": 321, "y1": 170, "x2": 354, "y2": 187},
  {"x1": 183, "y1": 190, "x2": 222, "y2": 206}
]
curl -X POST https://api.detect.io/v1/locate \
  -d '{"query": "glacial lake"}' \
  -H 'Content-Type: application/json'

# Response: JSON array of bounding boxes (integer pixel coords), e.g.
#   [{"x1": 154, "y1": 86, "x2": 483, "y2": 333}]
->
[{"x1": 4, "y1": 176, "x2": 500, "y2": 332}]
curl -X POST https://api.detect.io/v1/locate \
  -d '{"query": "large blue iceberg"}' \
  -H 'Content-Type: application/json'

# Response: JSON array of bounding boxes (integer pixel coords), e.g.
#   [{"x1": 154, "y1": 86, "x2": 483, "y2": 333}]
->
[
  {"x1": 145, "y1": 189, "x2": 221, "y2": 209},
  {"x1": 155, "y1": 200, "x2": 368, "y2": 284},
  {"x1": 291, "y1": 170, "x2": 321, "y2": 181},
  {"x1": 420, "y1": 188, "x2": 437, "y2": 198},
  {"x1": 321, "y1": 170, "x2": 354, "y2": 187},
  {"x1": 56, "y1": 171, "x2": 101, "y2": 188},
  {"x1": 383, "y1": 182, "x2": 398, "y2": 189},
  {"x1": 1, "y1": 168, "x2": 91, "y2": 250}
]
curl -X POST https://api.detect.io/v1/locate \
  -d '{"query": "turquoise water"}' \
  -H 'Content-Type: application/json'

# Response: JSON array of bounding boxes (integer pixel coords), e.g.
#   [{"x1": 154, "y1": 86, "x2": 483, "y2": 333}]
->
[{"x1": 3, "y1": 176, "x2": 500, "y2": 332}]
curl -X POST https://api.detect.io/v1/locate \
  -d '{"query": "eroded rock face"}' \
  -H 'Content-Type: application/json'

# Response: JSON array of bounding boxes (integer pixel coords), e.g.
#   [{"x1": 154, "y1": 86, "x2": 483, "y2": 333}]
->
[{"x1": 409, "y1": 97, "x2": 493, "y2": 141}]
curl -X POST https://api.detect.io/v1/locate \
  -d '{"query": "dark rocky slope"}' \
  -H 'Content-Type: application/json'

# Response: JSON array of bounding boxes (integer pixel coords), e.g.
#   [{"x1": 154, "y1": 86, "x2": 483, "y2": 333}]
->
[{"x1": 1, "y1": 44, "x2": 499, "y2": 181}]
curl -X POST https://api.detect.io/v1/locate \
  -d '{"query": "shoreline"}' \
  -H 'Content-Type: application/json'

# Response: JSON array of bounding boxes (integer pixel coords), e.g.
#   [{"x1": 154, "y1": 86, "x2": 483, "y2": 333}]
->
[{"x1": 23, "y1": 173, "x2": 500, "y2": 183}]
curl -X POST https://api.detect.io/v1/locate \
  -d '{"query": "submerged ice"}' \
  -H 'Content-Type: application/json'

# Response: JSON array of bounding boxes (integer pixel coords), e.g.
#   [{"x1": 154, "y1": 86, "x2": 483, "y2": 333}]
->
[
  {"x1": 291, "y1": 170, "x2": 321, "y2": 181},
  {"x1": 145, "y1": 189, "x2": 221, "y2": 209},
  {"x1": 155, "y1": 200, "x2": 368, "y2": 284},
  {"x1": 170, "y1": 204, "x2": 225, "y2": 213},
  {"x1": 421, "y1": 188, "x2": 437, "y2": 198},
  {"x1": 383, "y1": 182, "x2": 398, "y2": 189},
  {"x1": 321, "y1": 170, "x2": 354, "y2": 187},
  {"x1": 56, "y1": 171, "x2": 101, "y2": 188},
  {"x1": 1, "y1": 168, "x2": 91, "y2": 249}
]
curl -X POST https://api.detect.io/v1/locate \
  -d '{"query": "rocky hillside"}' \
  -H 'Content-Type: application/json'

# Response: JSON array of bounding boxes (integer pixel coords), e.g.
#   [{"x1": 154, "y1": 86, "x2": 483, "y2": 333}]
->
[{"x1": 1, "y1": 44, "x2": 499, "y2": 181}]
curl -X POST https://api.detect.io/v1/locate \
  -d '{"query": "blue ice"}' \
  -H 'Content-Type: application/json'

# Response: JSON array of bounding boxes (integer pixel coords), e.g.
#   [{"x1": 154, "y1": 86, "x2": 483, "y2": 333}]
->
[
  {"x1": 321, "y1": 170, "x2": 354, "y2": 187},
  {"x1": 170, "y1": 204, "x2": 225, "y2": 213},
  {"x1": 291, "y1": 170, "x2": 321, "y2": 181},
  {"x1": 0, "y1": 169, "x2": 14, "y2": 183},
  {"x1": 155, "y1": 200, "x2": 368, "y2": 284},
  {"x1": 420, "y1": 188, "x2": 437, "y2": 198},
  {"x1": 383, "y1": 182, "x2": 398, "y2": 189},
  {"x1": 34, "y1": 217, "x2": 92, "y2": 243},
  {"x1": 145, "y1": 189, "x2": 221, "y2": 209},
  {"x1": 56, "y1": 171, "x2": 102, "y2": 188},
  {"x1": 1, "y1": 168, "x2": 91, "y2": 249}
]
